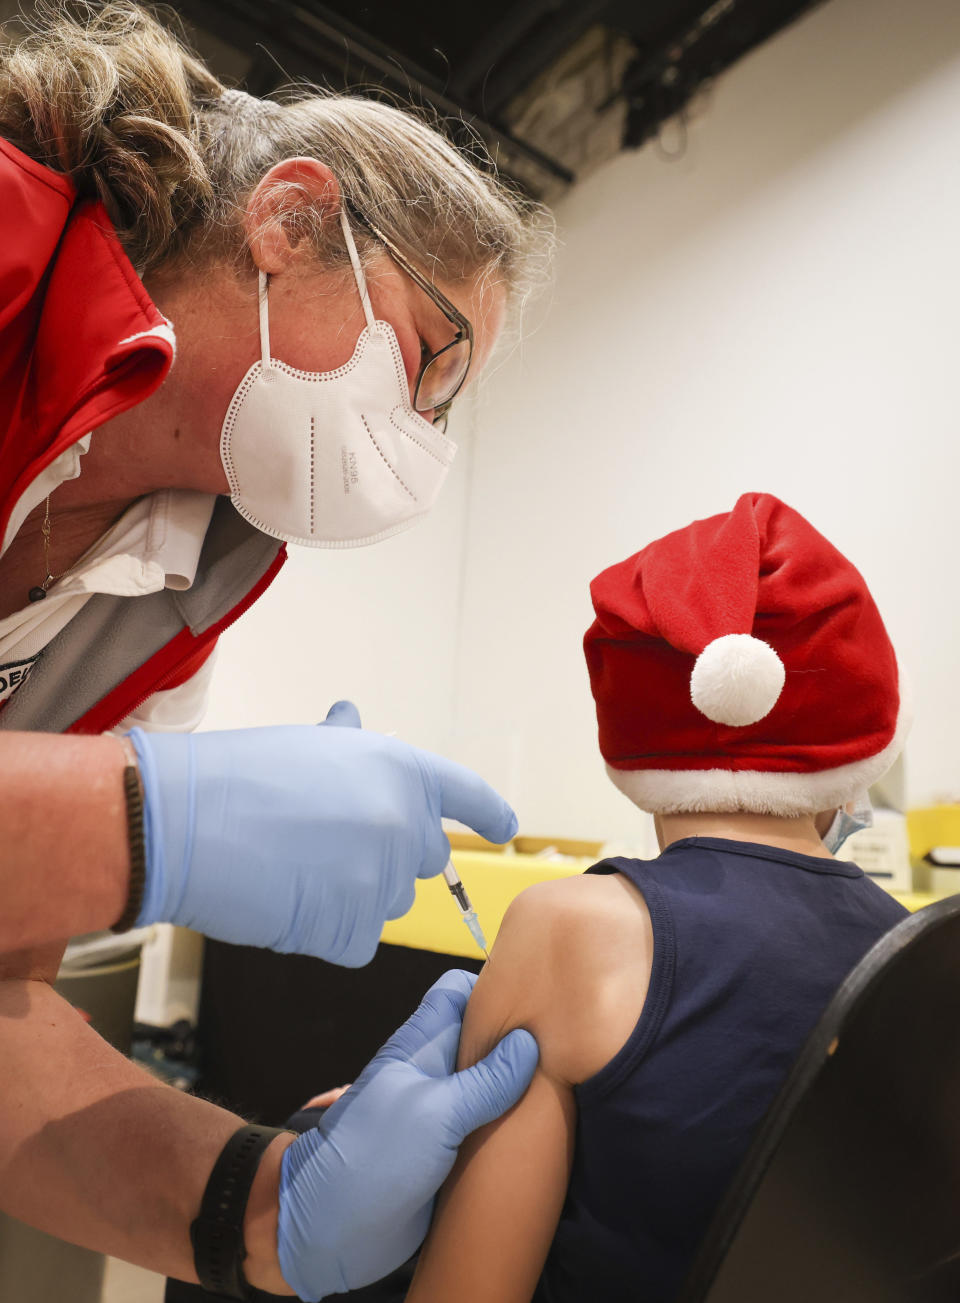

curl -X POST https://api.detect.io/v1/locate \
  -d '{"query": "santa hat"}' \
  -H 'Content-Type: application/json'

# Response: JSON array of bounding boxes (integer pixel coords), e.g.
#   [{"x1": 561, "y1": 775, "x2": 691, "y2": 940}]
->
[{"x1": 583, "y1": 493, "x2": 908, "y2": 816}]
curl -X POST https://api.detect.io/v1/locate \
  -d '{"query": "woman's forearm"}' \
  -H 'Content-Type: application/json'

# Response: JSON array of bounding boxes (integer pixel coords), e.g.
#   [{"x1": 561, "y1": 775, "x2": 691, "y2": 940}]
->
[
  {"x1": 0, "y1": 976, "x2": 294, "y2": 1291},
  {"x1": 0, "y1": 731, "x2": 131, "y2": 950}
]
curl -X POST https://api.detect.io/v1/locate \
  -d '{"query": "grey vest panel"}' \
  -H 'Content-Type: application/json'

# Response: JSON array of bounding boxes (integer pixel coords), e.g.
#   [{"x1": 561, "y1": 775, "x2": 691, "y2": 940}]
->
[{"x1": 0, "y1": 498, "x2": 281, "y2": 734}]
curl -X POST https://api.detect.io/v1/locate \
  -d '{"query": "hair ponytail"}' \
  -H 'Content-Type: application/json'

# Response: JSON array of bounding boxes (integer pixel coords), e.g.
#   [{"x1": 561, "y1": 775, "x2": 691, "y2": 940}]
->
[{"x1": 0, "y1": 1, "x2": 224, "y2": 270}]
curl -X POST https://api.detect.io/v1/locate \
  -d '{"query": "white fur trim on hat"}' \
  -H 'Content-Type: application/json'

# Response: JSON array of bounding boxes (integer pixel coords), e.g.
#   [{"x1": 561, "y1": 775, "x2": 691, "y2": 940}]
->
[
  {"x1": 607, "y1": 671, "x2": 912, "y2": 817},
  {"x1": 690, "y1": 634, "x2": 785, "y2": 727}
]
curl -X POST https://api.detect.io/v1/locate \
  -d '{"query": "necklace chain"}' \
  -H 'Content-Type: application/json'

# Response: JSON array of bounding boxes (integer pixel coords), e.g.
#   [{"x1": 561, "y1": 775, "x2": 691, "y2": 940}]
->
[
  {"x1": 28, "y1": 495, "x2": 65, "y2": 602},
  {"x1": 42, "y1": 494, "x2": 63, "y2": 585}
]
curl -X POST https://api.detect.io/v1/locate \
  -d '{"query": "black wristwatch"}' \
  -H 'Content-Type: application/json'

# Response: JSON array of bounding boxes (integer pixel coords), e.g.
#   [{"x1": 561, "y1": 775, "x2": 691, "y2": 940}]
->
[{"x1": 190, "y1": 1124, "x2": 290, "y2": 1299}]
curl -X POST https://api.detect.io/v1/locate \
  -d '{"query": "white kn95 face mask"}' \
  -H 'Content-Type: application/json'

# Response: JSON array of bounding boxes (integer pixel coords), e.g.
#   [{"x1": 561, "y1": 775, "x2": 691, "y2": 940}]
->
[{"x1": 220, "y1": 209, "x2": 457, "y2": 548}]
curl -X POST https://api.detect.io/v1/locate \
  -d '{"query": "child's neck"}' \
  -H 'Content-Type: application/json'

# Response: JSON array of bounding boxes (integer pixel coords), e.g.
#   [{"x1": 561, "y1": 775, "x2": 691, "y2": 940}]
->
[{"x1": 655, "y1": 811, "x2": 835, "y2": 860}]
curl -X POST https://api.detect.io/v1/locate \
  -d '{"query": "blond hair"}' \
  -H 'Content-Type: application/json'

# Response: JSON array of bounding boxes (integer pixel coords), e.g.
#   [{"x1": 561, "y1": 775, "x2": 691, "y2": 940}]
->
[{"x1": 0, "y1": 1, "x2": 550, "y2": 291}]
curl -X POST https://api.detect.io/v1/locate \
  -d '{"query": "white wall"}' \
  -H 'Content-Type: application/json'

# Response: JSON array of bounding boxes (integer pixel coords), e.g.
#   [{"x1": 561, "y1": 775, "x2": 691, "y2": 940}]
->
[
  {"x1": 452, "y1": 0, "x2": 960, "y2": 843},
  {"x1": 207, "y1": 0, "x2": 960, "y2": 847}
]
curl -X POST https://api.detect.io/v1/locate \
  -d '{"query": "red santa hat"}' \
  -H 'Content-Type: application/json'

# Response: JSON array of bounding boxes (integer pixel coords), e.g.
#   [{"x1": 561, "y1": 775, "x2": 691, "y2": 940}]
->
[{"x1": 583, "y1": 492, "x2": 908, "y2": 816}]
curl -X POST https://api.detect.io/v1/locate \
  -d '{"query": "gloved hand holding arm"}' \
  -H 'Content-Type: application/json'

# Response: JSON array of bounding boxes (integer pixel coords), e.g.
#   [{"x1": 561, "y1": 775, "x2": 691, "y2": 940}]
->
[
  {"x1": 0, "y1": 955, "x2": 533, "y2": 1297},
  {"x1": 129, "y1": 702, "x2": 516, "y2": 965},
  {"x1": 273, "y1": 970, "x2": 539, "y2": 1300}
]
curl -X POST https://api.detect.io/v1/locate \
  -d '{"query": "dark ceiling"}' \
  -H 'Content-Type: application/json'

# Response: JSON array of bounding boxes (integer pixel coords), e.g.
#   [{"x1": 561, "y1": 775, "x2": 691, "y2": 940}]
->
[{"x1": 174, "y1": 0, "x2": 828, "y2": 195}]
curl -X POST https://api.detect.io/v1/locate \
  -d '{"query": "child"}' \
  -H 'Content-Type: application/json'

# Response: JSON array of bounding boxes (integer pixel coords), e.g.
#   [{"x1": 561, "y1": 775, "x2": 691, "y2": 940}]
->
[{"x1": 406, "y1": 492, "x2": 909, "y2": 1303}]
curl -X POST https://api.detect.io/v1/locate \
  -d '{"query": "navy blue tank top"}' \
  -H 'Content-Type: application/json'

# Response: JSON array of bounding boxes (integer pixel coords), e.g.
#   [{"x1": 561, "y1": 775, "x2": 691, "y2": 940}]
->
[{"x1": 535, "y1": 837, "x2": 908, "y2": 1303}]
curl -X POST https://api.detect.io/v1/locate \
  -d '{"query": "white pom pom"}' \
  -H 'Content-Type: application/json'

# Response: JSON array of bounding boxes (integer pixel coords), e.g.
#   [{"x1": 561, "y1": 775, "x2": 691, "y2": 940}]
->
[{"x1": 690, "y1": 634, "x2": 785, "y2": 727}]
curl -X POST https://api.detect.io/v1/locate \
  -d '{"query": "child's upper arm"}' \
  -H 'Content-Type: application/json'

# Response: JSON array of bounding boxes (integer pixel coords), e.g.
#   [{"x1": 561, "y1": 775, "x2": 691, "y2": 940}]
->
[
  {"x1": 459, "y1": 873, "x2": 655, "y2": 1085},
  {"x1": 407, "y1": 873, "x2": 654, "y2": 1303}
]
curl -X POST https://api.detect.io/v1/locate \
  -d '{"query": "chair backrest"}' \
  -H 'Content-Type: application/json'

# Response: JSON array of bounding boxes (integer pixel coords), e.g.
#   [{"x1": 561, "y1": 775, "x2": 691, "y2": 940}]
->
[{"x1": 678, "y1": 895, "x2": 960, "y2": 1303}]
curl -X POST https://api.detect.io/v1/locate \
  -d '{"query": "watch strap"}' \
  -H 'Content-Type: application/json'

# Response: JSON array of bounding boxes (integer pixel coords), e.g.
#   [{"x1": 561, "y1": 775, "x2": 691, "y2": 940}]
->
[
  {"x1": 111, "y1": 760, "x2": 146, "y2": 933},
  {"x1": 190, "y1": 1124, "x2": 288, "y2": 1299}
]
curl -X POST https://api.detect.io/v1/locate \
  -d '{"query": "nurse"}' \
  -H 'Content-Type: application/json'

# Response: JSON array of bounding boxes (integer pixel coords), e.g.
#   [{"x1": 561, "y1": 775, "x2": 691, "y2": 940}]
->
[{"x1": 0, "y1": 2, "x2": 543, "y2": 1299}]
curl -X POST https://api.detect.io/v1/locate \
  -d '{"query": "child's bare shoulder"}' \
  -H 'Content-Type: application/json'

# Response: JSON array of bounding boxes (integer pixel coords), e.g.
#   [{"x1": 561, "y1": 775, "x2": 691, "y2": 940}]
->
[
  {"x1": 498, "y1": 870, "x2": 649, "y2": 956},
  {"x1": 474, "y1": 871, "x2": 654, "y2": 1085}
]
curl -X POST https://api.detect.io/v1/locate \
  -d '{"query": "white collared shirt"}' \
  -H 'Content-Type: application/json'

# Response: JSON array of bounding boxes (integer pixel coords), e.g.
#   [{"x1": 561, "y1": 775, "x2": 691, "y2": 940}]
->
[{"x1": 0, "y1": 489, "x2": 217, "y2": 731}]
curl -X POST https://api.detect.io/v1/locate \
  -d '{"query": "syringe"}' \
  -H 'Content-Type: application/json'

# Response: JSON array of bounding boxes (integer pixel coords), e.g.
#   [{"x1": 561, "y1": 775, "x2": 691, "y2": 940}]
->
[{"x1": 442, "y1": 861, "x2": 489, "y2": 960}]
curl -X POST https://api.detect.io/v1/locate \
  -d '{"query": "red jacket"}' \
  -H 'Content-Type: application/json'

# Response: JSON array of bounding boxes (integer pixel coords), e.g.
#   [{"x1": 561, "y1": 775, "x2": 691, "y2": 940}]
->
[{"x1": 0, "y1": 138, "x2": 285, "y2": 732}]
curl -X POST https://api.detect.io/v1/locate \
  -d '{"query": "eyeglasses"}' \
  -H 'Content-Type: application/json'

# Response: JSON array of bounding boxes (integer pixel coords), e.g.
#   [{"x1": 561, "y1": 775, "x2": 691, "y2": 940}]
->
[{"x1": 349, "y1": 210, "x2": 474, "y2": 431}]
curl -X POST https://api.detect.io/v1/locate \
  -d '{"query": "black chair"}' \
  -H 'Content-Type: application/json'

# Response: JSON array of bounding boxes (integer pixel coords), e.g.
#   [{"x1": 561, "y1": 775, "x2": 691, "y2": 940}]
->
[{"x1": 678, "y1": 895, "x2": 960, "y2": 1303}]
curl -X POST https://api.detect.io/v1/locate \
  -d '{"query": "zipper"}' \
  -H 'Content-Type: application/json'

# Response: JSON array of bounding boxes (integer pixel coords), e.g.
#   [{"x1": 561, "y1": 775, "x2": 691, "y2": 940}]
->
[{"x1": 114, "y1": 641, "x2": 210, "y2": 724}]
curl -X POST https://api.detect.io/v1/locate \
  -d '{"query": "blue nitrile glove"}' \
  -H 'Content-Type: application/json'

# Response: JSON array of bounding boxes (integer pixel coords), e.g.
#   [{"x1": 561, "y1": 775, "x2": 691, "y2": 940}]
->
[
  {"x1": 277, "y1": 970, "x2": 539, "y2": 1300},
  {"x1": 126, "y1": 704, "x2": 517, "y2": 966}
]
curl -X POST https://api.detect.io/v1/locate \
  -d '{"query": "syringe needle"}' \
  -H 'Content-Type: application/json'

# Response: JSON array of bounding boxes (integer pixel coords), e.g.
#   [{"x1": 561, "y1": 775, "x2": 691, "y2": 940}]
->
[{"x1": 462, "y1": 908, "x2": 489, "y2": 959}]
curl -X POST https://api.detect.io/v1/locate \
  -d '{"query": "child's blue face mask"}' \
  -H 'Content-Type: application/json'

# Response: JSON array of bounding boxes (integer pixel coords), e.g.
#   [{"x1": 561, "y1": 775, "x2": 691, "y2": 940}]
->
[{"x1": 823, "y1": 792, "x2": 873, "y2": 854}]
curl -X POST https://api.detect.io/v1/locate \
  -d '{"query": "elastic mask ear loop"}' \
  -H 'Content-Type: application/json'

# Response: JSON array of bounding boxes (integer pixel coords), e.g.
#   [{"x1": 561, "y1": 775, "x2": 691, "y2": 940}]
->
[
  {"x1": 339, "y1": 208, "x2": 376, "y2": 333},
  {"x1": 258, "y1": 271, "x2": 273, "y2": 374}
]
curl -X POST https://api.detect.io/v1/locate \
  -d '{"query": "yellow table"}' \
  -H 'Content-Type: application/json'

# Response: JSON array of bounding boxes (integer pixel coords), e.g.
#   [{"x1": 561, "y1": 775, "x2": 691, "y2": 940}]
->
[
  {"x1": 380, "y1": 850, "x2": 938, "y2": 961},
  {"x1": 891, "y1": 891, "x2": 937, "y2": 913}
]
